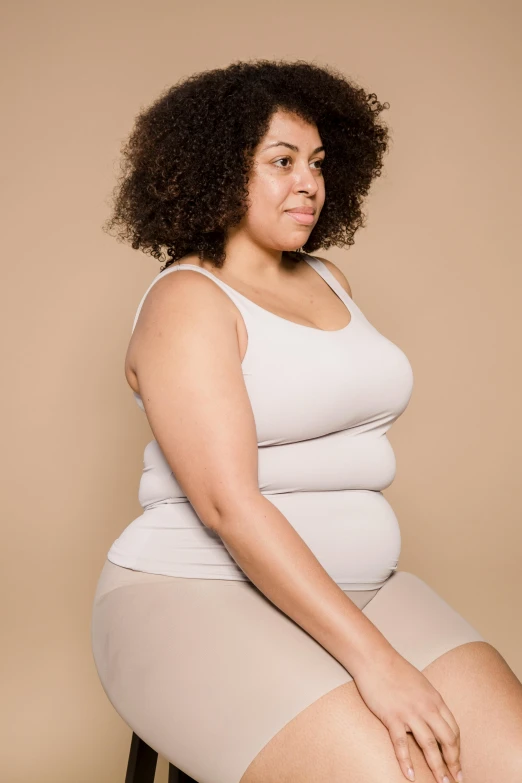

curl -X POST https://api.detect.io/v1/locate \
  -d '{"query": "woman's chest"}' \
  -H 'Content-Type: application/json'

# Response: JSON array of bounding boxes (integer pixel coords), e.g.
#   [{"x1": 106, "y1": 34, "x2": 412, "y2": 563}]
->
[{"x1": 241, "y1": 319, "x2": 414, "y2": 446}]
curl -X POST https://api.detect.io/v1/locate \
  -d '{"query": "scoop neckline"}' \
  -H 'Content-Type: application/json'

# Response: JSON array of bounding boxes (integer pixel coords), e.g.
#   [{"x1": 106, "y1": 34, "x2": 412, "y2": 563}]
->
[{"x1": 164, "y1": 258, "x2": 354, "y2": 334}]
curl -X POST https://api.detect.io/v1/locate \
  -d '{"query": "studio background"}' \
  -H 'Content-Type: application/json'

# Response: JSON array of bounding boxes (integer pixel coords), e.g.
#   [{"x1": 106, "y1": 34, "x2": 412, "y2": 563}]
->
[{"x1": 2, "y1": 1, "x2": 520, "y2": 781}]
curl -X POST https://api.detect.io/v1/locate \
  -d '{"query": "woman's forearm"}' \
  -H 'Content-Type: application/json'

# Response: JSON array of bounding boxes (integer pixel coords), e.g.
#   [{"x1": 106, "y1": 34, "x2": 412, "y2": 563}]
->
[{"x1": 211, "y1": 493, "x2": 397, "y2": 677}]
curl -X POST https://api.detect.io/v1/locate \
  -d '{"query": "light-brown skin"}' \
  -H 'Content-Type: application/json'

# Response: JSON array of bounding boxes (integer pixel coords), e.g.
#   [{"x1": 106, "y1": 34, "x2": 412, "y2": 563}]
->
[{"x1": 125, "y1": 110, "x2": 522, "y2": 782}]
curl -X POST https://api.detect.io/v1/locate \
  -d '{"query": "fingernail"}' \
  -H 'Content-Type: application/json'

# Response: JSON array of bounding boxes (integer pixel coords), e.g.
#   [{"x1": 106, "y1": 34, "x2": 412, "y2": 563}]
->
[
  {"x1": 407, "y1": 769, "x2": 415, "y2": 781},
  {"x1": 457, "y1": 772, "x2": 464, "y2": 783},
  {"x1": 442, "y1": 777, "x2": 450, "y2": 783}
]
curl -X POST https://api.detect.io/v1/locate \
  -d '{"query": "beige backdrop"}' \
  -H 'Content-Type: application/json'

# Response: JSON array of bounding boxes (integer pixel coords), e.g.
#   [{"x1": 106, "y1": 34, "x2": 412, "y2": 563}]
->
[{"x1": 2, "y1": 1, "x2": 521, "y2": 781}]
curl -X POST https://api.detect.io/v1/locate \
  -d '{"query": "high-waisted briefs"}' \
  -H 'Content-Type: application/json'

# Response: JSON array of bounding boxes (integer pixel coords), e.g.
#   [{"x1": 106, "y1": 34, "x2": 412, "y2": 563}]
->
[{"x1": 91, "y1": 559, "x2": 486, "y2": 783}]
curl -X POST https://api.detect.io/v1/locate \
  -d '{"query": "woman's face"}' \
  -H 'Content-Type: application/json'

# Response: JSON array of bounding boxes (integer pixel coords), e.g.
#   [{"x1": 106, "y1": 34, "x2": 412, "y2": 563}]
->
[{"x1": 241, "y1": 109, "x2": 326, "y2": 252}]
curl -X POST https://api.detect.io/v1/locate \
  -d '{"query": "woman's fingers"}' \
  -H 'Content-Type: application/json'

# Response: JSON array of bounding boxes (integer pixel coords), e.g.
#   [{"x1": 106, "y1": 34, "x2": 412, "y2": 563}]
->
[
  {"x1": 349, "y1": 653, "x2": 464, "y2": 783},
  {"x1": 425, "y1": 707, "x2": 462, "y2": 783},
  {"x1": 407, "y1": 714, "x2": 460, "y2": 783},
  {"x1": 387, "y1": 720, "x2": 416, "y2": 781},
  {"x1": 438, "y1": 702, "x2": 461, "y2": 758}
]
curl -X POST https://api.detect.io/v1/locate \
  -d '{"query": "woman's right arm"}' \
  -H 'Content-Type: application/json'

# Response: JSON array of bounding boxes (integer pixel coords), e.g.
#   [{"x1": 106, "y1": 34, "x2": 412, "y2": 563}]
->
[{"x1": 131, "y1": 270, "x2": 462, "y2": 783}]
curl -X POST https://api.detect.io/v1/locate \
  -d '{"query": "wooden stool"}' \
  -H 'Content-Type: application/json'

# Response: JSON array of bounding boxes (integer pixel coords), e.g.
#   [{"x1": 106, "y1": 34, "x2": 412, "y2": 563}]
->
[{"x1": 126, "y1": 731, "x2": 198, "y2": 783}]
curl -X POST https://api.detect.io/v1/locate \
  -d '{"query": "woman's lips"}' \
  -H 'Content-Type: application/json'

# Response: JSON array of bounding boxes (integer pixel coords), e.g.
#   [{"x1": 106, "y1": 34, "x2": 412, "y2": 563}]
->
[{"x1": 285, "y1": 211, "x2": 315, "y2": 225}]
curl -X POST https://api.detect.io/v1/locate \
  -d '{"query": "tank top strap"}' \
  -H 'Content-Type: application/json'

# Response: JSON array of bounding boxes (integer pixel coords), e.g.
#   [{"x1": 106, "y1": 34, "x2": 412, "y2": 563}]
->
[
  {"x1": 131, "y1": 255, "x2": 360, "y2": 336},
  {"x1": 130, "y1": 263, "x2": 254, "y2": 335},
  {"x1": 302, "y1": 254, "x2": 353, "y2": 308},
  {"x1": 303, "y1": 253, "x2": 369, "y2": 326}
]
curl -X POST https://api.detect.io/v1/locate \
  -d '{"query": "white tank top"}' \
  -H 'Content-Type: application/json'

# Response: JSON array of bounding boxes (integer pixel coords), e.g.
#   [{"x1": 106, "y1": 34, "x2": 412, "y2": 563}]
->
[{"x1": 107, "y1": 254, "x2": 414, "y2": 589}]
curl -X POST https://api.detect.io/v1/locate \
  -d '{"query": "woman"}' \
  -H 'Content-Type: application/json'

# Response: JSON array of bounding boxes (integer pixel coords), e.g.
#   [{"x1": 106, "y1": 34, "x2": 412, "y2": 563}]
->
[{"x1": 91, "y1": 60, "x2": 522, "y2": 783}]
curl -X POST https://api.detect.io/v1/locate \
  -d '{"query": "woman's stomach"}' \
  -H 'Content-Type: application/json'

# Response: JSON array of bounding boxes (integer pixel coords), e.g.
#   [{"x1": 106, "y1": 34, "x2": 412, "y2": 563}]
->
[{"x1": 106, "y1": 489, "x2": 401, "y2": 590}]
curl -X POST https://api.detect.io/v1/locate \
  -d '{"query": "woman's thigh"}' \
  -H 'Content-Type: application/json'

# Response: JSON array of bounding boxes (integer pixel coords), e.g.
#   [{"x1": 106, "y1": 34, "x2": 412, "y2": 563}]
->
[
  {"x1": 241, "y1": 642, "x2": 522, "y2": 783},
  {"x1": 91, "y1": 564, "x2": 494, "y2": 783},
  {"x1": 91, "y1": 560, "x2": 377, "y2": 783},
  {"x1": 241, "y1": 573, "x2": 522, "y2": 783},
  {"x1": 421, "y1": 641, "x2": 522, "y2": 781},
  {"x1": 239, "y1": 675, "x2": 441, "y2": 783}
]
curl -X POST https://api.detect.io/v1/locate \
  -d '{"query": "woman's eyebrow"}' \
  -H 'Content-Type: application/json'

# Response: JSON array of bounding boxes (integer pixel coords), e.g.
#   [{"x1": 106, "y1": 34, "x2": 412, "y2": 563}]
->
[{"x1": 262, "y1": 141, "x2": 325, "y2": 154}]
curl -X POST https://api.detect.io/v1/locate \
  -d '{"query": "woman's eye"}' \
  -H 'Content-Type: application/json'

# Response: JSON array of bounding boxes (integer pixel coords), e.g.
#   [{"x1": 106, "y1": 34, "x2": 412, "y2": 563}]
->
[{"x1": 274, "y1": 157, "x2": 324, "y2": 169}]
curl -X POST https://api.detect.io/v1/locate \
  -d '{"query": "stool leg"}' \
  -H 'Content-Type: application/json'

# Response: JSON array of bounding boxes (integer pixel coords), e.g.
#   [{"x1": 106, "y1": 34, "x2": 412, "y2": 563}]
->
[
  {"x1": 125, "y1": 732, "x2": 158, "y2": 783},
  {"x1": 168, "y1": 763, "x2": 199, "y2": 783}
]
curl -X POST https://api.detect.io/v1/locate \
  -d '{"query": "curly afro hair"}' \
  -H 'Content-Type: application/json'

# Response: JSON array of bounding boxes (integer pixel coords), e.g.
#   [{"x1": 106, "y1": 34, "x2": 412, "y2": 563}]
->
[{"x1": 103, "y1": 58, "x2": 391, "y2": 271}]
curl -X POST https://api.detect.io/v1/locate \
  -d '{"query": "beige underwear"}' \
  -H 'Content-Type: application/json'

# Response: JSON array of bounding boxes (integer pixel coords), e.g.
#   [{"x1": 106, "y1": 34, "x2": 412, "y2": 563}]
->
[{"x1": 91, "y1": 559, "x2": 486, "y2": 783}]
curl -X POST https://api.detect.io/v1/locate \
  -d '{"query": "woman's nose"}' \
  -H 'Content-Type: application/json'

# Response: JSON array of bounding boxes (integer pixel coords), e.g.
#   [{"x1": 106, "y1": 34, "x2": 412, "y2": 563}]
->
[{"x1": 294, "y1": 168, "x2": 318, "y2": 194}]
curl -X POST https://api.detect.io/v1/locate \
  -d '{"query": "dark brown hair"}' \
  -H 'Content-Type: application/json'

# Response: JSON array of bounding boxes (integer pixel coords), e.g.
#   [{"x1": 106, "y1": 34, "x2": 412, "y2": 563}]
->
[{"x1": 103, "y1": 58, "x2": 391, "y2": 271}]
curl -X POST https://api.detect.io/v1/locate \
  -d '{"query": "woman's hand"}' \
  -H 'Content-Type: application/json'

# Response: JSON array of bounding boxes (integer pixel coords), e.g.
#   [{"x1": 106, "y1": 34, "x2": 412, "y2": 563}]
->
[{"x1": 351, "y1": 648, "x2": 463, "y2": 783}]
